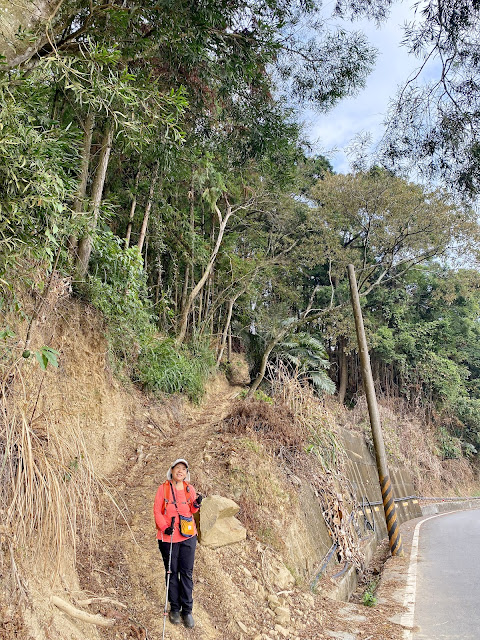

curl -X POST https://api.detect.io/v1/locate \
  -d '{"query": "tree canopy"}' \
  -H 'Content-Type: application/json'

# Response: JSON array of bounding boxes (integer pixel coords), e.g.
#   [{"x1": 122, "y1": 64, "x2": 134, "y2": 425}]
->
[{"x1": 2, "y1": 0, "x2": 480, "y2": 458}]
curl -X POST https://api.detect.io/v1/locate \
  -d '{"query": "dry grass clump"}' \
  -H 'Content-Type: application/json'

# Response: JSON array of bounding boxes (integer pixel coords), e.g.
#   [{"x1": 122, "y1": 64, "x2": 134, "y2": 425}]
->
[
  {"x1": 0, "y1": 364, "x2": 105, "y2": 594},
  {"x1": 217, "y1": 432, "x2": 296, "y2": 550},
  {"x1": 223, "y1": 365, "x2": 343, "y2": 468},
  {"x1": 349, "y1": 396, "x2": 477, "y2": 496},
  {"x1": 0, "y1": 268, "x2": 118, "y2": 595},
  {"x1": 269, "y1": 362, "x2": 345, "y2": 470},
  {"x1": 223, "y1": 399, "x2": 305, "y2": 454},
  {"x1": 223, "y1": 364, "x2": 348, "y2": 493},
  {"x1": 437, "y1": 458, "x2": 475, "y2": 495}
]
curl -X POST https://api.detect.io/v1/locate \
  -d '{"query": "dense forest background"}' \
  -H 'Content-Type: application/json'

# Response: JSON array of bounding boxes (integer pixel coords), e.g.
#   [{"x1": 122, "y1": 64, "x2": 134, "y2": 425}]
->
[{"x1": 2, "y1": 0, "x2": 480, "y2": 462}]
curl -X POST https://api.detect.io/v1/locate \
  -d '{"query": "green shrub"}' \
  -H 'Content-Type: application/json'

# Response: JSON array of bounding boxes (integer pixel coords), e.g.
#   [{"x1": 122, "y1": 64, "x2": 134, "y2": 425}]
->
[
  {"x1": 85, "y1": 230, "x2": 152, "y2": 361},
  {"x1": 418, "y1": 352, "x2": 468, "y2": 404},
  {"x1": 362, "y1": 579, "x2": 378, "y2": 607},
  {"x1": 238, "y1": 388, "x2": 273, "y2": 403},
  {"x1": 84, "y1": 230, "x2": 215, "y2": 400},
  {"x1": 438, "y1": 426, "x2": 462, "y2": 460},
  {"x1": 136, "y1": 337, "x2": 215, "y2": 402}
]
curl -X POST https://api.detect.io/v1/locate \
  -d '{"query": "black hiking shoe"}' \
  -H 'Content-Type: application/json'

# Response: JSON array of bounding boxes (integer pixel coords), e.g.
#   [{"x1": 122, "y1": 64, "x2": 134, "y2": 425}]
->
[
  {"x1": 169, "y1": 610, "x2": 181, "y2": 624},
  {"x1": 182, "y1": 612, "x2": 195, "y2": 628}
]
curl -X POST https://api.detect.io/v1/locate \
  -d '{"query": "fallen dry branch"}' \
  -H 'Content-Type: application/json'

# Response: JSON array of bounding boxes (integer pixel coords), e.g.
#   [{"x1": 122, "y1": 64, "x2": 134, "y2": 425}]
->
[{"x1": 51, "y1": 595, "x2": 116, "y2": 627}]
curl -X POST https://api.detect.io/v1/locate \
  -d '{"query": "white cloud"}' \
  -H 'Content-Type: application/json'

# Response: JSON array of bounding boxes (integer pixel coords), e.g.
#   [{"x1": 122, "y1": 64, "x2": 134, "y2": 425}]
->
[{"x1": 305, "y1": 1, "x2": 438, "y2": 174}]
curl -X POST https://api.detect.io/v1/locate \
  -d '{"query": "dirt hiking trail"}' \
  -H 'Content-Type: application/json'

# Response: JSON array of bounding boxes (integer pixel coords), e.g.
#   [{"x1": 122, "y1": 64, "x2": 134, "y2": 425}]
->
[
  {"x1": 77, "y1": 377, "x2": 240, "y2": 640},
  {"x1": 73, "y1": 376, "x2": 406, "y2": 640}
]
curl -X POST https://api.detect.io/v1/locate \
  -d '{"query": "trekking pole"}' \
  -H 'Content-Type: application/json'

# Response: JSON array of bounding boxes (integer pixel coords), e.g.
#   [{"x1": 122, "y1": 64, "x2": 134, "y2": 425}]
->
[{"x1": 162, "y1": 517, "x2": 175, "y2": 640}]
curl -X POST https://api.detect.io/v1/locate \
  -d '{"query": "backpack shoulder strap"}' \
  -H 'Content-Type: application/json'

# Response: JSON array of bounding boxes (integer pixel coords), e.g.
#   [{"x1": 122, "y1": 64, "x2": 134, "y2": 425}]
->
[
  {"x1": 183, "y1": 481, "x2": 193, "y2": 504},
  {"x1": 163, "y1": 480, "x2": 171, "y2": 515}
]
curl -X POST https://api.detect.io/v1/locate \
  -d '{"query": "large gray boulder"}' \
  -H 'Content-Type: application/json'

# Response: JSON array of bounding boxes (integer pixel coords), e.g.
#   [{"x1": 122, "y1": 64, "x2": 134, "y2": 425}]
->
[{"x1": 199, "y1": 495, "x2": 246, "y2": 548}]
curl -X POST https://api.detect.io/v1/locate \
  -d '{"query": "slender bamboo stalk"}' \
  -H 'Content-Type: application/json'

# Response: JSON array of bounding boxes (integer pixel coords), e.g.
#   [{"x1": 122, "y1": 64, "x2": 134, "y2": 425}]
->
[
  {"x1": 69, "y1": 111, "x2": 95, "y2": 255},
  {"x1": 155, "y1": 256, "x2": 163, "y2": 307},
  {"x1": 180, "y1": 264, "x2": 190, "y2": 318},
  {"x1": 338, "y1": 336, "x2": 348, "y2": 405},
  {"x1": 227, "y1": 324, "x2": 232, "y2": 361},
  {"x1": 125, "y1": 162, "x2": 141, "y2": 248},
  {"x1": 76, "y1": 123, "x2": 113, "y2": 277},
  {"x1": 176, "y1": 201, "x2": 232, "y2": 345},
  {"x1": 137, "y1": 161, "x2": 159, "y2": 253}
]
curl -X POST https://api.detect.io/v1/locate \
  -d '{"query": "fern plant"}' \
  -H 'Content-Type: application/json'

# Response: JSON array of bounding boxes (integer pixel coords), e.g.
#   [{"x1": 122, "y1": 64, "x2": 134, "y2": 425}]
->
[{"x1": 273, "y1": 332, "x2": 335, "y2": 395}]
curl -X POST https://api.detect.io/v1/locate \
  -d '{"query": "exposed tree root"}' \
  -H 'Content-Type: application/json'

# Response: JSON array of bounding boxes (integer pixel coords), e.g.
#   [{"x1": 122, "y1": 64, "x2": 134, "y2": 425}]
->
[{"x1": 50, "y1": 596, "x2": 116, "y2": 627}]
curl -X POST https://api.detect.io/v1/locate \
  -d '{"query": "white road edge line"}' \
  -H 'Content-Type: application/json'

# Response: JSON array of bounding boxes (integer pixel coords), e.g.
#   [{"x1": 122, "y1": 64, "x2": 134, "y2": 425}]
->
[{"x1": 400, "y1": 509, "x2": 473, "y2": 639}]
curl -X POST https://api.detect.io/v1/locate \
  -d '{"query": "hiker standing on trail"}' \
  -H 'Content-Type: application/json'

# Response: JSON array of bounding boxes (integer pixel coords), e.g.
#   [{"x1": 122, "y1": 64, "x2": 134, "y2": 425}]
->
[{"x1": 154, "y1": 458, "x2": 203, "y2": 629}]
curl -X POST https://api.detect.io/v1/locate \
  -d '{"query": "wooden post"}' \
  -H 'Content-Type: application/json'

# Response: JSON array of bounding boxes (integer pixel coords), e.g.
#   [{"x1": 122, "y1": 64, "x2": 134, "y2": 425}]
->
[{"x1": 347, "y1": 264, "x2": 403, "y2": 556}]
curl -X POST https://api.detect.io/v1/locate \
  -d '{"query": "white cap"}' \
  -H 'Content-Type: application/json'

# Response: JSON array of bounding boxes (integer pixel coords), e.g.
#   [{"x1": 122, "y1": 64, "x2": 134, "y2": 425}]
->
[{"x1": 167, "y1": 458, "x2": 190, "y2": 482}]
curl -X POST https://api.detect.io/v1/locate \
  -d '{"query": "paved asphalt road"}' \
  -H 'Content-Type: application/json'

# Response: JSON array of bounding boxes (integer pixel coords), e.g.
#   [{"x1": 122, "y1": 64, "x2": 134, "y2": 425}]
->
[{"x1": 414, "y1": 508, "x2": 480, "y2": 640}]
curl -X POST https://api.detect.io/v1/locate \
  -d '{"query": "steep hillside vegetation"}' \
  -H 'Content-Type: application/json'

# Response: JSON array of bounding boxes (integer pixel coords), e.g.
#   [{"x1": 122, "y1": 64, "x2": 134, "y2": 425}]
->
[
  {"x1": 1, "y1": 292, "x2": 478, "y2": 640},
  {"x1": 3, "y1": 0, "x2": 480, "y2": 457},
  {"x1": 3, "y1": 3, "x2": 480, "y2": 637}
]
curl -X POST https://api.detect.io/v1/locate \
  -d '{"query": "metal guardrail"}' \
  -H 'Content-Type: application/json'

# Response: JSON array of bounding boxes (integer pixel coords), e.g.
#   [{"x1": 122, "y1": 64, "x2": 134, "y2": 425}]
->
[
  {"x1": 311, "y1": 543, "x2": 338, "y2": 591},
  {"x1": 332, "y1": 561, "x2": 351, "y2": 579},
  {"x1": 417, "y1": 495, "x2": 480, "y2": 502},
  {"x1": 311, "y1": 494, "x2": 480, "y2": 589},
  {"x1": 360, "y1": 494, "x2": 416, "y2": 507},
  {"x1": 356, "y1": 495, "x2": 480, "y2": 507}
]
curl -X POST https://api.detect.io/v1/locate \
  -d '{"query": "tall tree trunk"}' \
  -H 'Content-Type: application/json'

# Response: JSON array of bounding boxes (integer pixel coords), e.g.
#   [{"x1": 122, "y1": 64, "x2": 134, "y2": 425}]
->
[
  {"x1": 191, "y1": 289, "x2": 197, "y2": 335},
  {"x1": 188, "y1": 176, "x2": 196, "y2": 333},
  {"x1": 338, "y1": 336, "x2": 348, "y2": 405},
  {"x1": 227, "y1": 324, "x2": 232, "y2": 361},
  {"x1": 155, "y1": 256, "x2": 163, "y2": 307},
  {"x1": 176, "y1": 200, "x2": 232, "y2": 345},
  {"x1": 125, "y1": 163, "x2": 141, "y2": 248},
  {"x1": 76, "y1": 123, "x2": 113, "y2": 278},
  {"x1": 197, "y1": 275, "x2": 204, "y2": 325},
  {"x1": 189, "y1": 174, "x2": 195, "y2": 263},
  {"x1": 216, "y1": 295, "x2": 238, "y2": 366},
  {"x1": 69, "y1": 111, "x2": 95, "y2": 256},
  {"x1": 203, "y1": 272, "x2": 213, "y2": 327},
  {"x1": 137, "y1": 161, "x2": 159, "y2": 254},
  {"x1": 247, "y1": 327, "x2": 290, "y2": 397},
  {"x1": 209, "y1": 273, "x2": 215, "y2": 335},
  {"x1": 173, "y1": 263, "x2": 179, "y2": 331},
  {"x1": 180, "y1": 263, "x2": 190, "y2": 317}
]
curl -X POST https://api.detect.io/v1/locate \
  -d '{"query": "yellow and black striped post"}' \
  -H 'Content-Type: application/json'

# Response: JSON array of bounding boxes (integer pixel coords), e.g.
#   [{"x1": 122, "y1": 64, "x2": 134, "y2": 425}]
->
[
  {"x1": 348, "y1": 265, "x2": 403, "y2": 556},
  {"x1": 380, "y1": 474, "x2": 403, "y2": 555}
]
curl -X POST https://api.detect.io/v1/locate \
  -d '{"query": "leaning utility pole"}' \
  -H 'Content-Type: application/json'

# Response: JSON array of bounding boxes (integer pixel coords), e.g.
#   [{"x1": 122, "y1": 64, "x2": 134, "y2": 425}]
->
[{"x1": 347, "y1": 264, "x2": 403, "y2": 556}]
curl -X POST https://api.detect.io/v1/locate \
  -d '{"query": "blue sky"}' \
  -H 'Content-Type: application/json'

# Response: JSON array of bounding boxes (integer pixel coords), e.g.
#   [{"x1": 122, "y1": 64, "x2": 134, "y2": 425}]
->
[{"x1": 304, "y1": 1, "x2": 436, "y2": 174}]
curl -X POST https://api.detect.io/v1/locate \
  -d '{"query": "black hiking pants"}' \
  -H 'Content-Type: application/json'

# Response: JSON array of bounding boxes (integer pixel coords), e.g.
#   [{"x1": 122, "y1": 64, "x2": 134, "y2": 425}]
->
[{"x1": 158, "y1": 535, "x2": 197, "y2": 614}]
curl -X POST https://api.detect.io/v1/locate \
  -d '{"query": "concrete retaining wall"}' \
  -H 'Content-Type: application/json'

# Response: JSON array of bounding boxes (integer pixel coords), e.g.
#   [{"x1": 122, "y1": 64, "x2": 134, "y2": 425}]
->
[
  {"x1": 288, "y1": 427, "x2": 423, "y2": 599},
  {"x1": 421, "y1": 499, "x2": 480, "y2": 516},
  {"x1": 315, "y1": 428, "x2": 422, "y2": 602},
  {"x1": 340, "y1": 427, "x2": 422, "y2": 537},
  {"x1": 283, "y1": 482, "x2": 334, "y2": 579}
]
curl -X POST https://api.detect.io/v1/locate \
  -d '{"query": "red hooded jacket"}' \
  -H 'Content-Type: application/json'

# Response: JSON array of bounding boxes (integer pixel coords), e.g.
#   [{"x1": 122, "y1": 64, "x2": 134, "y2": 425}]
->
[{"x1": 153, "y1": 480, "x2": 199, "y2": 543}]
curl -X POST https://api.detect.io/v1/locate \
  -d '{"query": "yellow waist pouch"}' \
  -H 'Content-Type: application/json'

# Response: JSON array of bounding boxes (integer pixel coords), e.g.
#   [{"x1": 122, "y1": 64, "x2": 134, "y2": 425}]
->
[{"x1": 179, "y1": 514, "x2": 194, "y2": 538}]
